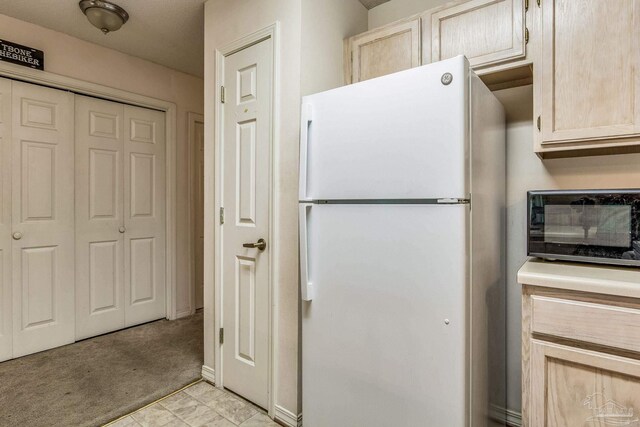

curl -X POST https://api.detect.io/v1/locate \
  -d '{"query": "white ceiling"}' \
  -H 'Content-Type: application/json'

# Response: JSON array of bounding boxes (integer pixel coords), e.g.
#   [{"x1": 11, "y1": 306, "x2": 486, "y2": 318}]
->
[
  {"x1": 0, "y1": 0, "x2": 205, "y2": 77},
  {"x1": 359, "y1": 0, "x2": 391, "y2": 9}
]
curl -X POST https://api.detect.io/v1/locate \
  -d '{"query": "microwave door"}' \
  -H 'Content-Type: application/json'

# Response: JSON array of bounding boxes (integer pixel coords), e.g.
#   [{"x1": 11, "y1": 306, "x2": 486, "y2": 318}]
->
[{"x1": 527, "y1": 190, "x2": 640, "y2": 266}]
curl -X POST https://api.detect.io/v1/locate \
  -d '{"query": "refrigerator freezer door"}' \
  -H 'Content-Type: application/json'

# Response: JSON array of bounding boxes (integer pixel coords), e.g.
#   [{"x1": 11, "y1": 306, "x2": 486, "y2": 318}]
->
[
  {"x1": 299, "y1": 56, "x2": 468, "y2": 201},
  {"x1": 301, "y1": 203, "x2": 468, "y2": 427}
]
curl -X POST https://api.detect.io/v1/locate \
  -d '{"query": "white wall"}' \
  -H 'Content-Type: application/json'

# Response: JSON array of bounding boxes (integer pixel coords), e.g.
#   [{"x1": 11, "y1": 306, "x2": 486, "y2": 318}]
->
[
  {"x1": 368, "y1": 0, "x2": 448, "y2": 28},
  {"x1": 0, "y1": 14, "x2": 204, "y2": 318},
  {"x1": 301, "y1": 0, "x2": 368, "y2": 96},
  {"x1": 203, "y1": 0, "x2": 366, "y2": 417},
  {"x1": 494, "y1": 85, "x2": 640, "y2": 414}
]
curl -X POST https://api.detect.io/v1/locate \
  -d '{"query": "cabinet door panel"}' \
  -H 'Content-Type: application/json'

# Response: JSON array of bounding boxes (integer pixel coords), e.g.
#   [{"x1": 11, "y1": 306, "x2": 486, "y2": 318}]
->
[
  {"x1": 530, "y1": 340, "x2": 640, "y2": 427},
  {"x1": 350, "y1": 18, "x2": 421, "y2": 83},
  {"x1": 541, "y1": 0, "x2": 640, "y2": 143},
  {"x1": 430, "y1": 0, "x2": 525, "y2": 68}
]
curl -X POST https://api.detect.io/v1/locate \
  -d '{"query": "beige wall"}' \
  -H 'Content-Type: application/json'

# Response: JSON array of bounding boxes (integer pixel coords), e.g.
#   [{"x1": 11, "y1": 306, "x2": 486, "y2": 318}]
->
[
  {"x1": 0, "y1": 14, "x2": 204, "y2": 317},
  {"x1": 495, "y1": 85, "x2": 640, "y2": 414},
  {"x1": 301, "y1": 0, "x2": 368, "y2": 96}
]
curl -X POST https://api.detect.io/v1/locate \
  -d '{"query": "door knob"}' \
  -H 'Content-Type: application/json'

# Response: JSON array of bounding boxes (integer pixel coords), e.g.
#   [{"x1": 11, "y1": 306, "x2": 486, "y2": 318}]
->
[
  {"x1": 119, "y1": 226, "x2": 126, "y2": 233},
  {"x1": 243, "y1": 238, "x2": 267, "y2": 251},
  {"x1": 12, "y1": 232, "x2": 23, "y2": 240}
]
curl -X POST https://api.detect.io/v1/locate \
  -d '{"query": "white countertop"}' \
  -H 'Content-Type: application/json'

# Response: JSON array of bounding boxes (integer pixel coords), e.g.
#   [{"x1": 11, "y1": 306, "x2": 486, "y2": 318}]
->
[{"x1": 518, "y1": 258, "x2": 640, "y2": 299}]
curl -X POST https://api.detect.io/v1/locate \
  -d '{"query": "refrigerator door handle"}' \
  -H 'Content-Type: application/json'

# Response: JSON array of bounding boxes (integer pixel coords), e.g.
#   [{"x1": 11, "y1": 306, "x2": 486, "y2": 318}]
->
[
  {"x1": 299, "y1": 203, "x2": 314, "y2": 301},
  {"x1": 299, "y1": 103, "x2": 313, "y2": 201}
]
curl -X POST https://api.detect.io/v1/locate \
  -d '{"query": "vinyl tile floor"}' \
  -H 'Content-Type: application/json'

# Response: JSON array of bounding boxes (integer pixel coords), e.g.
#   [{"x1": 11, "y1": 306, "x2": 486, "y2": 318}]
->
[{"x1": 106, "y1": 381, "x2": 279, "y2": 427}]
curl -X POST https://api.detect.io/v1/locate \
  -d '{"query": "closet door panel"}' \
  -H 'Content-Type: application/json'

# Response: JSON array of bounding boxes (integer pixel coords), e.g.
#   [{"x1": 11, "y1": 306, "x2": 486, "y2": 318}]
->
[
  {"x1": 75, "y1": 96, "x2": 125, "y2": 340},
  {"x1": 124, "y1": 105, "x2": 165, "y2": 326},
  {"x1": 11, "y1": 81, "x2": 75, "y2": 358},
  {"x1": 0, "y1": 78, "x2": 12, "y2": 362}
]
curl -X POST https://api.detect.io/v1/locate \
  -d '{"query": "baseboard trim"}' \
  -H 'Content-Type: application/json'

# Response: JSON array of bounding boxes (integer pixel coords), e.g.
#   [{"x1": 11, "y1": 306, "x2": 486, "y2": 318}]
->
[
  {"x1": 505, "y1": 408, "x2": 522, "y2": 427},
  {"x1": 274, "y1": 405, "x2": 302, "y2": 427},
  {"x1": 490, "y1": 404, "x2": 522, "y2": 427},
  {"x1": 201, "y1": 365, "x2": 216, "y2": 384},
  {"x1": 175, "y1": 308, "x2": 194, "y2": 319}
]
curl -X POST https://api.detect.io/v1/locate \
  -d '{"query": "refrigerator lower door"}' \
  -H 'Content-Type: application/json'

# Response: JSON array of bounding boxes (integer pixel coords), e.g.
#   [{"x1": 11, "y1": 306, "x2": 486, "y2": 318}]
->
[{"x1": 301, "y1": 203, "x2": 469, "y2": 427}]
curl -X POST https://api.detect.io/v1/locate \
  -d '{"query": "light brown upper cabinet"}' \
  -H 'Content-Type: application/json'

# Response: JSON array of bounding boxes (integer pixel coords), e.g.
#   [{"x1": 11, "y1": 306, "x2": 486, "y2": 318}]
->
[
  {"x1": 425, "y1": 0, "x2": 526, "y2": 68},
  {"x1": 536, "y1": 0, "x2": 640, "y2": 157},
  {"x1": 345, "y1": 17, "x2": 421, "y2": 84}
]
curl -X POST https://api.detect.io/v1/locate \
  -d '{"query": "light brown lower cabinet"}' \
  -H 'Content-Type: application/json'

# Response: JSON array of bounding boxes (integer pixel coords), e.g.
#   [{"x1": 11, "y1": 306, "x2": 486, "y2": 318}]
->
[{"x1": 522, "y1": 285, "x2": 640, "y2": 426}]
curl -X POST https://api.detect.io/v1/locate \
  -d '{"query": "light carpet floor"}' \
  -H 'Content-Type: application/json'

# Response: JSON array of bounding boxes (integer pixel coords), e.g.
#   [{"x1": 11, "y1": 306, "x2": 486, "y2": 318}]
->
[{"x1": 0, "y1": 311, "x2": 203, "y2": 427}]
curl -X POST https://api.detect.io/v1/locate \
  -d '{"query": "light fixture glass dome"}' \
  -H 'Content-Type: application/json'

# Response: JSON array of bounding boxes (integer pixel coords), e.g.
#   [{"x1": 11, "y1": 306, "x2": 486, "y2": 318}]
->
[{"x1": 79, "y1": 0, "x2": 129, "y2": 34}]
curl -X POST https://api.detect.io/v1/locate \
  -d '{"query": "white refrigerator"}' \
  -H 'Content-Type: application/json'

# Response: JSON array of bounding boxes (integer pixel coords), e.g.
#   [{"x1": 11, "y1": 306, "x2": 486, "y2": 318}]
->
[{"x1": 299, "y1": 56, "x2": 506, "y2": 427}]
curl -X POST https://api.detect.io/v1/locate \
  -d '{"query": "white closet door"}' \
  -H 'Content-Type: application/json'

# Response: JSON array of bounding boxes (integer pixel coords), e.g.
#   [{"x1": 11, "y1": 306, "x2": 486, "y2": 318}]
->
[
  {"x1": 75, "y1": 96, "x2": 125, "y2": 340},
  {"x1": 11, "y1": 81, "x2": 75, "y2": 357},
  {"x1": 0, "y1": 78, "x2": 12, "y2": 362},
  {"x1": 124, "y1": 105, "x2": 165, "y2": 326}
]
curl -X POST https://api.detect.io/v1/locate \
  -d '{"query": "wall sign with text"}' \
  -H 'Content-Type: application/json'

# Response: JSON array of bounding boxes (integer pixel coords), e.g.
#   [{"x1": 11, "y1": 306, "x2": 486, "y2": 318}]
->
[{"x1": 0, "y1": 40, "x2": 44, "y2": 71}]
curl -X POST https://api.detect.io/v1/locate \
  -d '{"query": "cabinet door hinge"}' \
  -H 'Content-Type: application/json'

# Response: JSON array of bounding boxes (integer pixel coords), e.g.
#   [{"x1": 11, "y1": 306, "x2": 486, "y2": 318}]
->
[
  {"x1": 537, "y1": 0, "x2": 540, "y2": 7},
  {"x1": 525, "y1": 0, "x2": 529, "y2": 11},
  {"x1": 220, "y1": 86, "x2": 226, "y2": 104},
  {"x1": 537, "y1": 115, "x2": 541, "y2": 131},
  {"x1": 219, "y1": 328, "x2": 224, "y2": 344},
  {"x1": 220, "y1": 207, "x2": 225, "y2": 225},
  {"x1": 525, "y1": 27, "x2": 529, "y2": 44}
]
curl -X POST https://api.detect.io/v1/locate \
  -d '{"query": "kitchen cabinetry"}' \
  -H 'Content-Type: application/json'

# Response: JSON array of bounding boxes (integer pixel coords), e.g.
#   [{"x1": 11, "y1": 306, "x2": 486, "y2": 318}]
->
[
  {"x1": 345, "y1": 0, "x2": 531, "y2": 88},
  {"x1": 345, "y1": 16, "x2": 421, "y2": 84},
  {"x1": 535, "y1": 0, "x2": 640, "y2": 157},
  {"x1": 520, "y1": 259, "x2": 640, "y2": 426},
  {"x1": 425, "y1": 0, "x2": 525, "y2": 68}
]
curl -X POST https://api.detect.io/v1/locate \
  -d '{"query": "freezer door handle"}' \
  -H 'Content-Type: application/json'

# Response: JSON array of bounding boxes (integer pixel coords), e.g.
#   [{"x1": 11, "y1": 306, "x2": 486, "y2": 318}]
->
[
  {"x1": 299, "y1": 204, "x2": 314, "y2": 301},
  {"x1": 299, "y1": 103, "x2": 313, "y2": 201}
]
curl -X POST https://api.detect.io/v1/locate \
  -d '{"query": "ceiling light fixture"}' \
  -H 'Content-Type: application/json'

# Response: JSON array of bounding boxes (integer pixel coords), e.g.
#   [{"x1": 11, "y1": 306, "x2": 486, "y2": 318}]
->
[{"x1": 79, "y1": 0, "x2": 129, "y2": 35}]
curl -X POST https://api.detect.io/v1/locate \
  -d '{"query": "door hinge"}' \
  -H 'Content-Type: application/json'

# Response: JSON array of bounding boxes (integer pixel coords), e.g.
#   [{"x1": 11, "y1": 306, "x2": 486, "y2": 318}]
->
[
  {"x1": 525, "y1": 27, "x2": 529, "y2": 44},
  {"x1": 220, "y1": 86, "x2": 226, "y2": 104},
  {"x1": 537, "y1": 115, "x2": 541, "y2": 131},
  {"x1": 525, "y1": 0, "x2": 529, "y2": 11},
  {"x1": 219, "y1": 328, "x2": 224, "y2": 344},
  {"x1": 537, "y1": 0, "x2": 540, "y2": 7},
  {"x1": 219, "y1": 207, "x2": 225, "y2": 225}
]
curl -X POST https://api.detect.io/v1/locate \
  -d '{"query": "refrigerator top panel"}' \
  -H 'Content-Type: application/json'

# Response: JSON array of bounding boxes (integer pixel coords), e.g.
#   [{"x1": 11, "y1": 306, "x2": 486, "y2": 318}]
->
[{"x1": 299, "y1": 56, "x2": 469, "y2": 201}]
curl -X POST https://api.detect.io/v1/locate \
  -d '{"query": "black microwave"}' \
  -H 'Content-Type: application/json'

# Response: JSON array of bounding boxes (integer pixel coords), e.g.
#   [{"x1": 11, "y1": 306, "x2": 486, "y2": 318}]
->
[{"x1": 527, "y1": 190, "x2": 640, "y2": 267}]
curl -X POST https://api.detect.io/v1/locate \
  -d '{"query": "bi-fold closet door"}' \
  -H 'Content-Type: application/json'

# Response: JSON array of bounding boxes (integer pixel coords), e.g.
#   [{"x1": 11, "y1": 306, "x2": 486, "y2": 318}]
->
[
  {"x1": 0, "y1": 78, "x2": 76, "y2": 360},
  {"x1": 75, "y1": 95, "x2": 166, "y2": 340},
  {"x1": 0, "y1": 78, "x2": 166, "y2": 363},
  {"x1": 0, "y1": 78, "x2": 12, "y2": 361}
]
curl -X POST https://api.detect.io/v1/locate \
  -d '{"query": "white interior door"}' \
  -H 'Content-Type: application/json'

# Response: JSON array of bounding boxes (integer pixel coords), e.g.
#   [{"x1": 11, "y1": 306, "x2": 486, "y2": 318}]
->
[
  {"x1": 75, "y1": 96, "x2": 125, "y2": 340},
  {"x1": 124, "y1": 105, "x2": 166, "y2": 327},
  {"x1": 0, "y1": 77, "x2": 12, "y2": 362},
  {"x1": 221, "y1": 37, "x2": 272, "y2": 408},
  {"x1": 11, "y1": 81, "x2": 75, "y2": 358},
  {"x1": 193, "y1": 115, "x2": 205, "y2": 310}
]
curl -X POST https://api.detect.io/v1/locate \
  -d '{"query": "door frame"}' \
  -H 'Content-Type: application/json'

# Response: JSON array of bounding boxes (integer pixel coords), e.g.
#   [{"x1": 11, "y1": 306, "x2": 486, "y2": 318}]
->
[
  {"x1": 187, "y1": 111, "x2": 204, "y2": 315},
  {"x1": 0, "y1": 61, "x2": 179, "y2": 321},
  {"x1": 212, "y1": 22, "x2": 280, "y2": 416}
]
